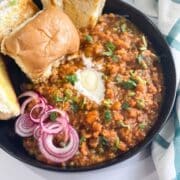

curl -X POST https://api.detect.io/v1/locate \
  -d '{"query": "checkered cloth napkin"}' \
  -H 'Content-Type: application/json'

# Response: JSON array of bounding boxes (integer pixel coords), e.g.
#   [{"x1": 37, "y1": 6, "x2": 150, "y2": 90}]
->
[{"x1": 132, "y1": 0, "x2": 180, "y2": 179}]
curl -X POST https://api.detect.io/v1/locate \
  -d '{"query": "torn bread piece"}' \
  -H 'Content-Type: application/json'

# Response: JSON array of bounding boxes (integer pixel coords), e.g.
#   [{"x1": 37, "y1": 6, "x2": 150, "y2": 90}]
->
[
  {"x1": 0, "y1": 55, "x2": 20, "y2": 120},
  {"x1": 63, "y1": 0, "x2": 106, "y2": 28},
  {"x1": 1, "y1": 6, "x2": 80, "y2": 83},
  {"x1": 0, "y1": 0, "x2": 38, "y2": 44},
  {"x1": 41, "y1": 0, "x2": 106, "y2": 28},
  {"x1": 41, "y1": 0, "x2": 63, "y2": 8}
]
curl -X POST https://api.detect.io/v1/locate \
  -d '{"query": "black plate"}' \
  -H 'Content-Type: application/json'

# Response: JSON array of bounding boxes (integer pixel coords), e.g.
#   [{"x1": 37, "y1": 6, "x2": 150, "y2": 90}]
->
[{"x1": 0, "y1": 0, "x2": 176, "y2": 172}]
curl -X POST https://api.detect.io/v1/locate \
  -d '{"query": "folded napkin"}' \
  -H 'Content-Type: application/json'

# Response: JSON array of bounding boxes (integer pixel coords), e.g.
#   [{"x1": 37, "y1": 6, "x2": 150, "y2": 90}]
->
[{"x1": 133, "y1": 0, "x2": 180, "y2": 180}]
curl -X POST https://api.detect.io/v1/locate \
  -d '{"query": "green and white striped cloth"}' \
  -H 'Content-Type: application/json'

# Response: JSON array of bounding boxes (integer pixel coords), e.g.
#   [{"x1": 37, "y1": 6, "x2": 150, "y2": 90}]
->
[{"x1": 133, "y1": 0, "x2": 180, "y2": 179}]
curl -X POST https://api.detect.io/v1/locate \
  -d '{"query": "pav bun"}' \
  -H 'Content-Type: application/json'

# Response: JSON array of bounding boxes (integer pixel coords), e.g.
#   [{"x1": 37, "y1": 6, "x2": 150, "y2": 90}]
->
[{"x1": 1, "y1": 6, "x2": 80, "y2": 82}]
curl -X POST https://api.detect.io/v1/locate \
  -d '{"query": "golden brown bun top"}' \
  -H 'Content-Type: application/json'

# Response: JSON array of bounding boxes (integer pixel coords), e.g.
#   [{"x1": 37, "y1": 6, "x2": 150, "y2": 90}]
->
[
  {"x1": 0, "y1": 0, "x2": 38, "y2": 44},
  {"x1": 2, "y1": 6, "x2": 80, "y2": 80}
]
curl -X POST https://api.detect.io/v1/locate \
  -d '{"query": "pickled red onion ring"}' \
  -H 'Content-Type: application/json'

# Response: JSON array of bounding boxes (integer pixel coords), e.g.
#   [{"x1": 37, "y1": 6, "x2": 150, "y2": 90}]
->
[
  {"x1": 33, "y1": 125, "x2": 42, "y2": 140},
  {"x1": 40, "y1": 109, "x2": 69, "y2": 134},
  {"x1": 19, "y1": 91, "x2": 39, "y2": 99},
  {"x1": 38, "y1": 125, "x2": 79, "y2": 163},
  {"x1": 15, "y1": 113, "x2": 37, "y2": 137},
  {"x1": 30, "y1": 103, "x2": 46, "y2": 123},
  {"x1": 15, "y1": 91, "x2": 79, "y2": 163}
]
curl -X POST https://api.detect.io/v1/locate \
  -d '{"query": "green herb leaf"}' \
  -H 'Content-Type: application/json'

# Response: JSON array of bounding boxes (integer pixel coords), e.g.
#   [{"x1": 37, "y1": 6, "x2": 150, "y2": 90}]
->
[
  {"x1": 137, "y1": 54, "x2": 148, "y2": 69},
  {"x1": 142, "y1": 35, "x2": 147, "y2": 48},
  {"x1": 112, "y1": 55, "x2": 119, "y2": 62},
  {"x1": 118, "y1": 121, "x2": 130, "y2": 129},
  {"x1": 72, "y1": 96, "x2": 79, "y2": 103},
  {"x1": 141, "y1": 61, "x2": 148, "y2": 69},
  {"x1": 103, "y1": 51, "x2": 113, "y2": 57},
  {"x1": 103, "y1": 42, "x2": 116, "y2": 58},
  {"x1": 114, "y1": 75, "x2": 122, "y2": 84},
  {"x1": 115, "y1": 137, "x2": 120, "y2": 149},
  {"x1": 139, "y1": 46, "x2": 147, "y2": 51},
  {"x1": 128, "y1": 91, "x2": 136, "y2": 97},
  {"x1": 139, "y1": 122, "x2": 147, "y2": 130},
  {"x1": 105, "y1": 42, "x2": 116, "y2": 52},
  {"x1": 121, "y1": 23, "x2": 127, "y2": 32},
  {"x1": 113, "y1": 27, "x2": 119, "y2": 32},
  {"x1": 136, "y1": 99, "x2": 145, "y2": 109},
  {"x1": 85, "y1": 35, "x2": 93, "y2": 43},
  {"x1": 99, "y1": 136, "x2": 109, "y2": 146},
  {"x1": 137, "y1": 54, "x2": 144, "y2": 63},
  {"x1": 121, "y1": 79, "x2": 137, "y2": 90},
  {"x1": 104, "y1": 109, "x2": 112, "y2": 122},
  {"x1": 103, "y1": 99, "x2": 112, "y2": 108},
  {"x1": 54, "y1": 96, "x2": 64, "y2": 103},
  {"x1": 71, "y1": 102, "x2": 79, "y2": 112},
  {"x1": 135, "y1": 76, "x2": 146, "y2": 84},
  {"x1": 66, "y1": 74, "x2": 78, "y2": 85},
  {"x1": 65, "y1": 89, "x2": 73, "y2": 98},
  {"x1": 80, "y1": 136, "x2": 86, "y2": 144},
  {"x1": 80, "y1": 97, "x2": 86, "y2": 109},
  {"x1": 50, "y1": 112, "x2": 57, "y2": 121},
  {"x1": 122, "y1": 102, "x2": 130, "y2": 110},
  {"x1": 129, "y1": 70, "x2": 136, "y2": 77}
]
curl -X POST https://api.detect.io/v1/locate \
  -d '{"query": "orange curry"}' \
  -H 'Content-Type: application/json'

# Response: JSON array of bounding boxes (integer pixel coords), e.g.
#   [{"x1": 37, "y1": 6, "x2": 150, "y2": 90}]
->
[{"x1": 23, "y1": 14, "x2": 164, "y2": 167}]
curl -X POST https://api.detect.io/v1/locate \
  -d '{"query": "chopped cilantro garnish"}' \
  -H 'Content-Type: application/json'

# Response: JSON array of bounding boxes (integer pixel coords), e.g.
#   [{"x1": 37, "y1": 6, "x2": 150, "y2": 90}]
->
[
  {"x1": 137, "y1": 54, "x2": 147, "y2": 69},
  {"x1": 139, "y1": 122, "x2": 147, "y2": 130},
  {"x1": 139, "y1": 46, "x2": 147, "y2": 51},
  {"x1": 121, "y1": 23, "x2": 127, "y2": 32},
  {"x1": 135, "y1": 76, "x2": 146, "y2": 84},
  {"x1": 104, "y1": 109, "x2": 112, "y2": 122},
  {"x1": 105, "y1": 42, "x2": 116, "y2": 52},
  {"x1": 114, "y1": 75, "x2": 122, "y2": 84},
  {"x1": 118, "y1": 121, "x2": 130, "y2": 129},
  {"x1": 103, "y1": 51, "x2": 113, "y2": 57},
  {"x1": 136, "y1": 99, "x2": 145, "y2": 109},
  {"x1": 66, "y1": 74, "x2": 78, "y2": 85},
  {"x1": 137, "y1": 54, "x2": 144, "y2": 63},
  {"x1": 142, "y1": 35, "x2": 147, "y2": 48},
  {"x1": 128, "y1": 91, "x2": 136, "y2": 97},
  {"x1": 71, "y1": 102, "x2": 79, "y2": 112},
  {"x1": 103, "y1": 42, "x2": 117, "y2": 59},
  {"x1": 99, "y1": 136, "x2": 109, "y2": 146},
  {"x1": 85, "y1": 35, "x2": 93, "y2": 43},
  {"x1": 54, "y1": 96, "x2": 64, "y2": 103},
  {"x1": 49, "y1": 112, "x2": 57, "y2": 121},
  {"x1": 112, "y1": 55, "x2": 119, "y2": 62},
  {"x1": 80, "y1": 98, "x2": 86, "y2": 109},
  {"x1": 121, "y1": 79, "x2": 137, "y2": 90},
  {"x1": 103, "y1": 99, "x2": 112, "y2": 108},
  {"x1": 65, "y1": 89, "x2": 73, "y2": 98},
  {"x1": 80, "y1": 136, "x2": 86, "y2": 144},
  {"x1": 122, "y1": 102, "x2": 130, "y2": 110},
  {"x1": 115, "y1": 137, "x2": 120, "y2": 149},
  {"x1": 72, "y1": 96, "x2": 79, "y2": 103},
  {"x1": 139, "y1": 35, "x2": 147, "y2": 51}
]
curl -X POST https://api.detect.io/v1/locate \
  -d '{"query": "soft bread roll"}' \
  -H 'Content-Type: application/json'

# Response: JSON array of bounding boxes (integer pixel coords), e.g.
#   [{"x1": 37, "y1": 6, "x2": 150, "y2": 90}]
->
[
  {"x1": 0, "y1": 55, "x2": 20, "y2": 120},
  {"x1": 41, "y1": 0, "x2": 106, "y2": 28},
  {"x1": 1, "y1": 6, "x2": 80, "y2": 82},
  {"x1": 0, "y1": 0, "x2": 38, "y2": 44},
  {"x1": 62, "y1": 0, "x2": 106, "y2": 28},
  {"x1": 41, "y1": 0, "x2": 63, "y2": 8}
]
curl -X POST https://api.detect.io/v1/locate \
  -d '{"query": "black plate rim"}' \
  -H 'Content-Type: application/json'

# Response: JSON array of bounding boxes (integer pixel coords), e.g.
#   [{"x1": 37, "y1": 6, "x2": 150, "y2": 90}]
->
[{"x1": 0, "y1": 0, "x2": 177, "y2": 172}]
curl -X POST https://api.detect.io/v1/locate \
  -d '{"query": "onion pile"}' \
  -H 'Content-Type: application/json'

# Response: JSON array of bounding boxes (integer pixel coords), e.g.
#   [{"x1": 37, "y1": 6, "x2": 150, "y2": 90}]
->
[{"x1": 15, "y1": 91, "x2": 79, "y2": 163}]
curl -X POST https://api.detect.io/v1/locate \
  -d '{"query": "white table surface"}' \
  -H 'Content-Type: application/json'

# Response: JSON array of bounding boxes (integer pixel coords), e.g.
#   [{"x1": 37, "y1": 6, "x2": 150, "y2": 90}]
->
[
  {"x1": 0, "y1": 0, "x2": 159, "y2": 180},
  {"x1": 0, "y1": 147, "x2": 158, "y2": 180}
]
